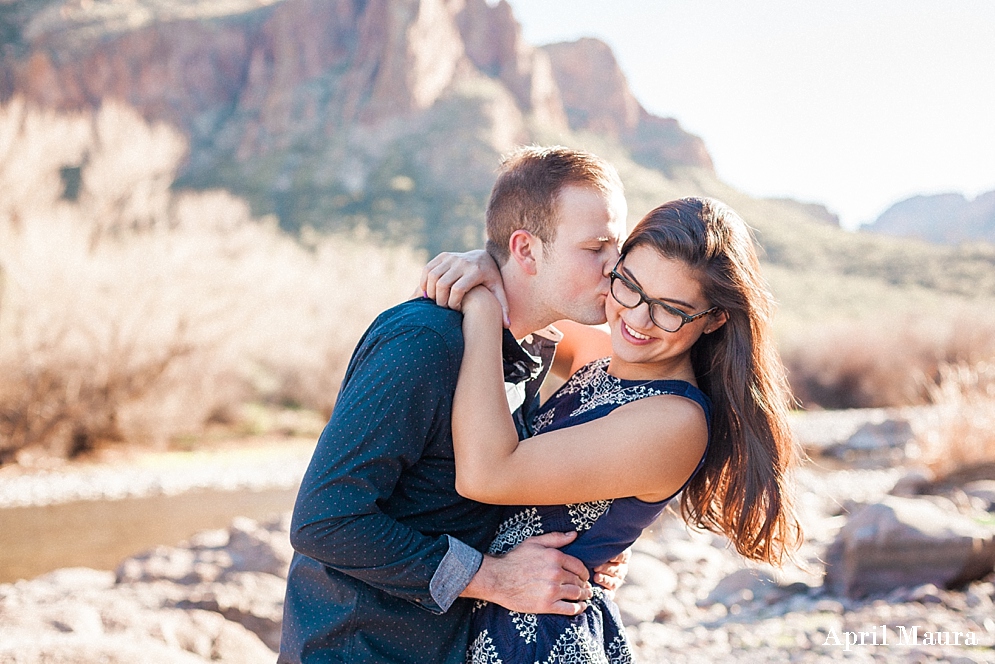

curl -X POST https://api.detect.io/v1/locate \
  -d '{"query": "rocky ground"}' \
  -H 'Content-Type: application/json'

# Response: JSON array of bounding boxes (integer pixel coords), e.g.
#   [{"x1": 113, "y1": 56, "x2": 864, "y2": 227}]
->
[
  {"x1": 623, "y1": 467, "x2": 995, "y2": 663},
  {"x1": 1, "y1": 409, "x2": 994, "y2": 663}
]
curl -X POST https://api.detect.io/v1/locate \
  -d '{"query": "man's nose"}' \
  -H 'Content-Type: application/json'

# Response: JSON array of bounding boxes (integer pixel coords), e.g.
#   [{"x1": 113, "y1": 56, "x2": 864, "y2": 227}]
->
[{"x1": 602, "y1": 248, "x2": 621, "y2": 276}]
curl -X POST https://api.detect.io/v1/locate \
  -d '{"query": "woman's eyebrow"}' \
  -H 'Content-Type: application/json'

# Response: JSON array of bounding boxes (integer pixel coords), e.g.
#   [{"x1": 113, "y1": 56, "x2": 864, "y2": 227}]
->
[{"x1": 620, "y1": 266, "x2": 696, "y2": 309}]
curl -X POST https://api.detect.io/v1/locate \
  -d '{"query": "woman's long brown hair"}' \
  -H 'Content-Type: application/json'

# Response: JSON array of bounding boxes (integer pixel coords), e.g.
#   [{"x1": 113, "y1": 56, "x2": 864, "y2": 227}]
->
[{"x1": 622, "y1": 197, "x2": 802, "y2": 565}]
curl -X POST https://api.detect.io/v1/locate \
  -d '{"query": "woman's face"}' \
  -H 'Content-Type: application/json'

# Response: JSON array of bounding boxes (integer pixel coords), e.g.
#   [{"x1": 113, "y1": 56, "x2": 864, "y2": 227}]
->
[{"x1": 605, "y1": 245, "x2": 725, "y2": 376}]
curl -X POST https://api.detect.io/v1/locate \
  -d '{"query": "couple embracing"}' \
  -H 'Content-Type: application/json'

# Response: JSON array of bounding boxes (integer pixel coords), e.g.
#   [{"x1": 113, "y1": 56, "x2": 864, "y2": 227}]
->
[{"x1": 278, "y1": 146, "x2": 801, "y2": 663}]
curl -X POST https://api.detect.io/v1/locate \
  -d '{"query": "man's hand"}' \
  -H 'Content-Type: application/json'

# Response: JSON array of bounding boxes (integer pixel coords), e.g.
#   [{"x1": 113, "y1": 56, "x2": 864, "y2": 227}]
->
[
  {"x1": 461, "y1": 532, "x2": 593, "y2": 615},
  {"x1": 419, "y1": 250, "x2": 510, "y2": 327},
  {"x1": 592, "y1": 547, "x2": 631, "y2": 600}
]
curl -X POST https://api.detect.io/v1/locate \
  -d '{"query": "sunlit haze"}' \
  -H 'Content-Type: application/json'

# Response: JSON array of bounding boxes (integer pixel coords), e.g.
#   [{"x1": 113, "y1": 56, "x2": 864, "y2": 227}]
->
[{"x1": 504, "y1": 0, "x2": 995, "y2": 230}]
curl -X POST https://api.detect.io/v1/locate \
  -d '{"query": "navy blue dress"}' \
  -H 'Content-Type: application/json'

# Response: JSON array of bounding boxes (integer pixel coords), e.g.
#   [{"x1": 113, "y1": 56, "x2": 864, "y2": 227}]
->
[{"x1": 466, "y1": 357, "x2": 711, "y2": 664}]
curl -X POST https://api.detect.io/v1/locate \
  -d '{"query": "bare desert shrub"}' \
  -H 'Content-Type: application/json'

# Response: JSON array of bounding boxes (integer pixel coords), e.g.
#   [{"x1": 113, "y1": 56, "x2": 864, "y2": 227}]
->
[
  {"x1": 0, "y1": 99, "x2": 423, "y2": 462},
  {"x1": 780, "y1": 316, "x2": 995, "y2": 409},
  {"x1": 911, "y1": 360, "x2": 995, "y2": 480}
]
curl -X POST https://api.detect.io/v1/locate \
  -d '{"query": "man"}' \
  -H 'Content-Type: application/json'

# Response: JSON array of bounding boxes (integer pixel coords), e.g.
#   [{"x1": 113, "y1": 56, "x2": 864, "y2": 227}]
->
[{"x1": 279, "y1": 146, "x2": 628, "y2": 663}]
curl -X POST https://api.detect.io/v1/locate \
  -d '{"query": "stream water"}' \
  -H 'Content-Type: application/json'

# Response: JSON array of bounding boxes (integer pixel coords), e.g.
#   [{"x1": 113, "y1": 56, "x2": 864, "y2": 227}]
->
[{"x1": 0, "y1": 487, "x2": 298, "y2": 583}]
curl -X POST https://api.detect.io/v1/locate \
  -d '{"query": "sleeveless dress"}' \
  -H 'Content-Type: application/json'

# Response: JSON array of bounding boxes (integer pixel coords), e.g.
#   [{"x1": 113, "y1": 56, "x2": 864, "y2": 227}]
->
[{"x1": 466, "y1": 357, "x2": 711, "y2": 664}]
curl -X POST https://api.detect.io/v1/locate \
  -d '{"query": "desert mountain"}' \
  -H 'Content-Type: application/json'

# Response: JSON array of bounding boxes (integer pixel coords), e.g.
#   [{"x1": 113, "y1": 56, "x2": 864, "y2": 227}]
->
[
  {"x1": 0, "y1": 0, "x2": 710, "y2": 253},
  {"x1": 866, "y1": 191, "x2": 995, "y2": 245},
  {"x1": 2, "y1": 0, "x2": 994, "y2": 316}
]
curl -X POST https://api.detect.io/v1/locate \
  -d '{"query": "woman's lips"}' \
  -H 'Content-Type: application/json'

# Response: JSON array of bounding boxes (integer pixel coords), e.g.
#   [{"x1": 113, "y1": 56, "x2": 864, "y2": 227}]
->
[{"x1": 621, "y1": 320, "x2": 653, "y2": 344}]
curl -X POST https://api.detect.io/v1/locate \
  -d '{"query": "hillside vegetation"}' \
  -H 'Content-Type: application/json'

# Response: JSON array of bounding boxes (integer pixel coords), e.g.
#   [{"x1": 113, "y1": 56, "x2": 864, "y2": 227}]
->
[
  {"x1": 0, "y1": 100, "x2": 423, "y2": 463},
  {"x1": 2, "y1": 0, "x2": 995, "y2": 459}
]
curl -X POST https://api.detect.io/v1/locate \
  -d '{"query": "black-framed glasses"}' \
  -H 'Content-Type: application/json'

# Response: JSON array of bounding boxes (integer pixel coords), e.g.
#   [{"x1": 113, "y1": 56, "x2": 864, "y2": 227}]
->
[{"x1": 609, "y1": 257, "x2": 720, "y2": 333}]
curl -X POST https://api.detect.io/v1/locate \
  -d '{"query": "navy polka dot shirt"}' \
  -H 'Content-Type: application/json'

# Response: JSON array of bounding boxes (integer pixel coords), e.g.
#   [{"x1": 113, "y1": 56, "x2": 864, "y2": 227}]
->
[{"x1": 279, "y1": 298, "x2": 554, "y2": 663}]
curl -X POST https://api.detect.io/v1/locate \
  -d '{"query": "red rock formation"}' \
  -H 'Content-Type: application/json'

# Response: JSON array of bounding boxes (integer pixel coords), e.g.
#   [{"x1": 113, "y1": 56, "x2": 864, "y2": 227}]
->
[
  {"x1": 454, "y1": 0, "x2": 567, "y2": 130},
  {"x1": 544, "y1": 37, "x2": 713, "y2": 171},
  {"x1": 1, "y1": 0, "x2": 712, "y2": 167},
  {"x1": 0, "y1": 0, "x2": 714, "y2": 249}
]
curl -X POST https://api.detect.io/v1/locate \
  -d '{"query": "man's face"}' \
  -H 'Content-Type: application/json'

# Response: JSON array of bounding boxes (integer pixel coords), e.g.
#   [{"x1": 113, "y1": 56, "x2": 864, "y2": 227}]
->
[{"x1": 533, "y1": 184, "x2": 627, "y2": 325}]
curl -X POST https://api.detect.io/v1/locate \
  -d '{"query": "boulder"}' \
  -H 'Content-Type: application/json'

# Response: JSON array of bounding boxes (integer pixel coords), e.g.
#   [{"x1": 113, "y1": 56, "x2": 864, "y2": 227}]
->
[
  {"x1": 824, "y1": 495, "x2": 995, "y2": 598},
  {"x1": 177, "y1": 571, "x2": 287, "y2": 651},
  {"x1": 889, "y1": 468, "x2": 935, "y2": 497},
  {"x1": 696, "y1": 568, "x2": 805, "y2": 608},
  {"x1": 116, "y1": 514, "x2": 292, "y2": 585},
  {"x1": 0, "y1": 516, "x2": 289, "y2": 663},
  {"x1": 825, "y1": 418, "x2": 914, "y2": 463},
  {"x1": 0, "y1": 579, "x2": 274, "y2": 664},
  {"x1": 613, "y1": 551, "x2": 680, "y2": 624},
  {"x1": 962, "y1": 480, "x2": 995, "y2": 511}
]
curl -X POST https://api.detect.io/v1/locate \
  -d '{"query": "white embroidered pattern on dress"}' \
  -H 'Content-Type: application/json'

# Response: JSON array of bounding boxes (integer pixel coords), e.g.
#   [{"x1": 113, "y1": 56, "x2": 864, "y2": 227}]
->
[
  {"x1": 541, "y1": 623, "x2": 609, "y2": 664},
  {"x1": 532, "y1": 407, "x2": 556, "y2": 433},
  {"x1": 488, "y1": 507, "x2": 543, "y2": 555},
  {"x1": 510, "y1": 611, "x2": 538, "y2": 644},
  {"x1": 605, "y1": 635, "x2": 633, "y2": 664},
  {"x1": 559, "y1": 358, "x2": 670, "y2": 419},
  {"x1": 468, "y1": 629, "x2": 504, "y2": 664},
  {"x1": 566, "y1": 500, "x2": 612, "y2": 532}
]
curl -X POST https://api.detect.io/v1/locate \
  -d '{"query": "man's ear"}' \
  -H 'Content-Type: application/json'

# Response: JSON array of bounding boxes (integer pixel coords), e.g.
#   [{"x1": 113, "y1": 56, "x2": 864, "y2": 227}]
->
[{"x1": 508, "y1": 230, "x2": 543, "y2": 276}]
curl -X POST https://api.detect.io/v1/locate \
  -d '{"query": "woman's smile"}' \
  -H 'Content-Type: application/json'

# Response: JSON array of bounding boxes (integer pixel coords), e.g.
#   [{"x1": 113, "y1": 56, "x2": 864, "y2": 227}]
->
[{"x1": 620, "y1": 319, "x2": 653, "y2": 343}]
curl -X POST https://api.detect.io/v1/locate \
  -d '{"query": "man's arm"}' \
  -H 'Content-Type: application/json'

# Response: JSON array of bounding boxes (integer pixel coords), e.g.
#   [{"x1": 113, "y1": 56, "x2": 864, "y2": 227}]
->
[
  {"x1": 289, "y1": 324, "x2": 468, "y2": 613},
  {"x1": 289, "y1": 320, "x2": 594, "y2": 615}
]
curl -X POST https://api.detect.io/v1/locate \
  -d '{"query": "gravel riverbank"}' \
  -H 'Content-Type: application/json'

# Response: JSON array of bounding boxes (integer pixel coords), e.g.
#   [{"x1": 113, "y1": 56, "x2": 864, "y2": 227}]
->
[
  {"x1": 0, "y1": 437, "x2": 316, "y2": 509},
  {"x1": 1, "y1": 410, "x2": 994, "y2": 663}
]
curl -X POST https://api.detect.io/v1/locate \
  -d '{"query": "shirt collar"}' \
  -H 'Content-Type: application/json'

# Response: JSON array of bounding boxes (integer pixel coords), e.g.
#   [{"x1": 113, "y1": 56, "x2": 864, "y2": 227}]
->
[{"x1": 501, "y1": 329, "x2": 542, "y2": 384}]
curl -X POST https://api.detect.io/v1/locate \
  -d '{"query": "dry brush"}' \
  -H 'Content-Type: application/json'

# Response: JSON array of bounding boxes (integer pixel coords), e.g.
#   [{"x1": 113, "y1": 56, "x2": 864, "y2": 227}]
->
[{"x1": 0, "y1": 98, "x2": 422, "y2": 462}]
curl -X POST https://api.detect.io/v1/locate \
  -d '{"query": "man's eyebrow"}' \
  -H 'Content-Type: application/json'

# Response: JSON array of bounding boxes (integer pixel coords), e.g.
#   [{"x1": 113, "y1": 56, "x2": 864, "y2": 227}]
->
[{"x1": 620, "y1": 266, "x2": 696, "y2": 310}]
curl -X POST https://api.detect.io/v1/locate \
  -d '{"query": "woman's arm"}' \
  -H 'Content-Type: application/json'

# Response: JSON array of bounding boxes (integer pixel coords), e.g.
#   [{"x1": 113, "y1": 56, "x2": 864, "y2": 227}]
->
[
  {"x1": 416, "y1": 251, "x2": 612, "y2": 379},
  {"x1": 454, "y1": 289, "x2": 708, "y2": 507}
]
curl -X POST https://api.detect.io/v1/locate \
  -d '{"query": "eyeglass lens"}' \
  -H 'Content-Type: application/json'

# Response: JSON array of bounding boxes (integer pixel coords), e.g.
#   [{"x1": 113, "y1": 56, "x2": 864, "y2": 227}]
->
[{"x1": 610, "y1": 277, "x2": 685, "y2": 332}]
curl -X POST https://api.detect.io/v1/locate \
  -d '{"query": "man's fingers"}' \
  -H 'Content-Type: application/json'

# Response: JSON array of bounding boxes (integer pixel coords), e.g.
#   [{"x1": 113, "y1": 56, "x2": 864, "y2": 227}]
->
[
  {"x1": 553, "y1": 551, "x2": 590, "y2": 583},
  {"x1": 557, "y1": 582, "x2": 593, "y2": 602},
  {"x1": 548, "y1": 600, "x2": 588, "y2": 616}
]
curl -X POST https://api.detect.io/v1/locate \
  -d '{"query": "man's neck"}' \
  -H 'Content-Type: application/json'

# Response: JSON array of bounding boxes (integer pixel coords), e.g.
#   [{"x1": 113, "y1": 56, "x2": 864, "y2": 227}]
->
[{"x1": 501, "y1": 264, "x2": 551, "y2": 340}]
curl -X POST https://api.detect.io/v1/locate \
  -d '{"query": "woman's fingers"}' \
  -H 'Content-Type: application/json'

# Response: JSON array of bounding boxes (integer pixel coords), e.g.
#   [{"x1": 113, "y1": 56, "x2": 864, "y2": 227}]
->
[{"x1": 549, "y1": 599, "x2": 589, "y2": 616}]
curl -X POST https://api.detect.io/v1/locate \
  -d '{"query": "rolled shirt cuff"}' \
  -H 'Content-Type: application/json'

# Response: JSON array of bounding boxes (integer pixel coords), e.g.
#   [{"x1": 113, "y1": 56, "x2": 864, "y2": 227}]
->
[{"x1": 428, "y1": 535, "x2": 484, "y2": 613}]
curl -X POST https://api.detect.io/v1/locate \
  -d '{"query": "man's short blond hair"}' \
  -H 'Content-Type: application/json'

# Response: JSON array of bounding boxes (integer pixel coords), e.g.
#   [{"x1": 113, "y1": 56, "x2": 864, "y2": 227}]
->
[{"x1": 485, "y1": 146, "x2": 623, "y2": 265}]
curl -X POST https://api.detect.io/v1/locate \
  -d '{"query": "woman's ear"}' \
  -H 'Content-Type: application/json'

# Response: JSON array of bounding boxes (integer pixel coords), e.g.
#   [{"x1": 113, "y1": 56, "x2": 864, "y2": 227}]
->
[
  {"x1": 703, "y1": 310, "x2": 728, "y2": 335},
  {"x1": 507, "y1": 230, "x2": 543, "y2": 276}
]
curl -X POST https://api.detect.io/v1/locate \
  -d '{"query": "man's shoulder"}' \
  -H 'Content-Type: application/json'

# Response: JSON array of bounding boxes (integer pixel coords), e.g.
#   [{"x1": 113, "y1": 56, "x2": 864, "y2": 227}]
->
[{"x1": 368, "y1": 298, "x2": 464, "y2": 346}]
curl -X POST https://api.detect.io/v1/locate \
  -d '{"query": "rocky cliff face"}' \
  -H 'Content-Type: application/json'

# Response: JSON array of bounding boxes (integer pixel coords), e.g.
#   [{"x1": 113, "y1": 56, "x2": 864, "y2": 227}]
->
[
  {"x1": 867, "y1": 191, "x2": 995, "y2": 245},
  {"x1": 0, "y1": 0, "x2": 713, "y2": 251},
  {"x1": 543, "y1": 37, "x2": 712, "y2": 173}
]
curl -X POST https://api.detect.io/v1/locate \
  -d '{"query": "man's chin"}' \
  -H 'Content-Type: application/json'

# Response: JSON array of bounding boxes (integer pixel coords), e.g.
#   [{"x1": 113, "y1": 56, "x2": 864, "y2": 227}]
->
[{"x1": 569, "y1": 311, "x2": 608, "y2": 326}]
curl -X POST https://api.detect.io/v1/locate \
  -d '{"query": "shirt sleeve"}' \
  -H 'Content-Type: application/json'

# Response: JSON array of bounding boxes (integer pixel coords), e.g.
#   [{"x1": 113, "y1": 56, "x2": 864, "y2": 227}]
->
[{"x1": 289, "y1": 323, "x2": 473, "y2": 614}]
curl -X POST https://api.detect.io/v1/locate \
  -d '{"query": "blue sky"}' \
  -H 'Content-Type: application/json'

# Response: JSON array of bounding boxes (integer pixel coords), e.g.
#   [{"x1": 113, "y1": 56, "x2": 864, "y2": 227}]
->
[{"x1": 503, "y1": 0, "x2": 995, "y2": 229}]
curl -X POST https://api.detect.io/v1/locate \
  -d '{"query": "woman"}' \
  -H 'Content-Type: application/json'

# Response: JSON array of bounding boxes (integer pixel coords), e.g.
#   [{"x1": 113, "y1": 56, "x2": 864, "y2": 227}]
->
[{"x1": 451, "y1": 197, "x2": 802, "y2": 663}]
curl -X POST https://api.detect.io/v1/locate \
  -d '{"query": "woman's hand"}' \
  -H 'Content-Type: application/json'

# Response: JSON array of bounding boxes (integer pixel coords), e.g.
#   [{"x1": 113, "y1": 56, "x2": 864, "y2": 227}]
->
[{"x1": 418, "y1": 250, "x2": 510, "y2": 327}]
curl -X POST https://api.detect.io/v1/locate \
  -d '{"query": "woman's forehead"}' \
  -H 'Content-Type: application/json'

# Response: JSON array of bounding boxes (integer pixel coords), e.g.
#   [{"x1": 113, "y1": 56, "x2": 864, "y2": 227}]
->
[{"x1": 622, "y1": 247, "x2": 705, "y2": 302}]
